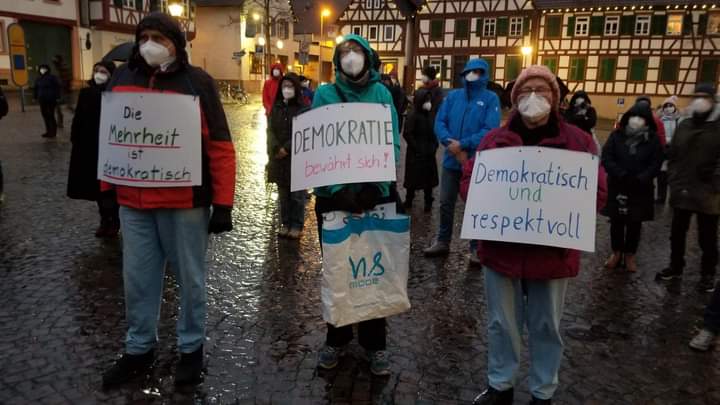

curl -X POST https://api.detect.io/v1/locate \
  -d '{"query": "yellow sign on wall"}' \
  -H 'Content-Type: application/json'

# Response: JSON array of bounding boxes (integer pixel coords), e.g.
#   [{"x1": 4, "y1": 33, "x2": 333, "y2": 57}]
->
[{"x1": 8, "y1": 23, "x2": 29, "y2": 87}]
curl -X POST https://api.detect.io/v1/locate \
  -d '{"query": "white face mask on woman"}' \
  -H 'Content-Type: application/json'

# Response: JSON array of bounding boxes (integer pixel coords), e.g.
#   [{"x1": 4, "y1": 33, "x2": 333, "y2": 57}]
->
[
  {"x1": 341, "y1": 51, "x2": 365, "y2": 77},
  {"x1": 627, "y1": 116, "x2": 647, "y2": 130},
  {"x1": 422, "y1": 101, "x2": 432, "y2": 111},
  {"x1": 139, "y1": 40, "x2": 175, "y2": 68},
  {"x1": 39, "y1": 68, "x2": 48, "y2": 75},
  {"x1": 281, "y1": 87, "x2": 295, "y2": 100},
  {"x1": 517, "y1": 92, "x2": 551, "y2": 123},
  {"x1": 272, "y1": 69, "x2": 281, "y2": 78},
  {"x1": 689, "y1": 97, "x2": 714, "y2": 115},
  {"x1": 93, "y1": 72, "x2": 109, "y2": 85}
]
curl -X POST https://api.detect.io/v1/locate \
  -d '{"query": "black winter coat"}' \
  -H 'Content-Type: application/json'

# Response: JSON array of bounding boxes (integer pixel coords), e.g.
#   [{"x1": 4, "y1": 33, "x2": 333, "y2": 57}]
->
[
  {"x1": 266, "y1": 99, "x2": 306, "y2": 187},
  {"x1": 67, "y1": 82, "x2": 105, "y2": 200},
  {"x1": 33, "y1": 73, "x2": 61, "y2": 104},
  {"x1": 601, "y1": 128, "x2": 664, "y2": 222},
  {"x1": 403, "y1": 106, "x2": 439, "y2": 190},
  {"x1": 564, "y1": 91, "x2": 597, "y2": 135}
]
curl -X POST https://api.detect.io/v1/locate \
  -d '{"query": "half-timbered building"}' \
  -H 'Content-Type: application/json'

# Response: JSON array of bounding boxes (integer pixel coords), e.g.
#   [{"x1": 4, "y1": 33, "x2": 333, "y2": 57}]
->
[
  {"x1": 535, "y1": 1, "x2": 720, "y2": 118},
  {"x1": 414, "y1": 0, "x2": 536, "y2": 89}
]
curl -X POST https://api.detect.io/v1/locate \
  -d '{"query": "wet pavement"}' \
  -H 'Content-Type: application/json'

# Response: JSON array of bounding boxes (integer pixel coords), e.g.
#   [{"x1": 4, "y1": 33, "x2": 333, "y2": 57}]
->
[{"x1": 0, "y1": 100, "x2": 719, "y2": 405}]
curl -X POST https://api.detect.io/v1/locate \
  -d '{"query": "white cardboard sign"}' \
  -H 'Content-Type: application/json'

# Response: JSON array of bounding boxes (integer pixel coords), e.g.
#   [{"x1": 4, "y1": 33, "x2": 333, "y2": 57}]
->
[
  {"x1": 291, "y1": 102, "x2": 396, "y2": 191},
  {"x1": 97, "y1": 92, "x2": 202, "y2": 188},
  {"x1": 460, "y1": 147, "x2": 599, "y2": 252}
]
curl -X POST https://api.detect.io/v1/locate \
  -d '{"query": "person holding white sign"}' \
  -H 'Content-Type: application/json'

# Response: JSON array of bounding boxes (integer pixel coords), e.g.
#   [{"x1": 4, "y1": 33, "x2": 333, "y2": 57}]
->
[
  {"x1": 311, "y1": 34, "x2": 400, "y2": 377},
  {"x1": 461, "y1": 66, "x2": 607, "y2": 405},
  {"x1": 101, "y1": 13, "x2": 236, "y2": 389}
]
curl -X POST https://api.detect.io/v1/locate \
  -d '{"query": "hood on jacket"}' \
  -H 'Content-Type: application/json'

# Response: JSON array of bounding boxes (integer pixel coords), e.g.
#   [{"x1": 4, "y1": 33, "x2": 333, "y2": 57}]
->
[
  {"x1": 569, "y1": 90, "x2": 592, "y2": 107},
  {"x1": 89, "y1": 60, "x2": 116, "y2": 86},
  {"x1": 413, "y1": 88, "x2": 433, "y2": 111},
  {"x1": 332, "y1": 34, "x2": 381, "y2": 92},
  {"x1": 619, "y1": 104, "x2": 658, "y2": 133},
  {"x1": 274, "y1": 72, "x2": 304, "y2": 107},
  {"x1": 128, "y1": 12, "x2": 188, "y2": 71},
  {"x1": 269, "y1": 63, "x2": 284, "y2": 80},
  {"x1": 460, "y1": 58, "x2": 490, "y2": 89}
]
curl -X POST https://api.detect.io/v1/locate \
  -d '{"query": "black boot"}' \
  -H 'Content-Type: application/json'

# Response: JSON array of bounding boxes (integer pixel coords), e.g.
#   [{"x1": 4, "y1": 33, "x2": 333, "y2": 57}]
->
[
  {"x1": 102, "y1": 349, "x2": 155, "y2": 389},
  {"x1": 175, "y1": 345, "x2": 203, "y2": 386},
  {"x1": 530, "y1": 397, "x2": 552, "y2": 404},
  {"x1": 473, "y1": 386, "x2": 514, "y2": 405},
  {"x1": 424, "y1": 197, "x2": 433, "y2": 213}
]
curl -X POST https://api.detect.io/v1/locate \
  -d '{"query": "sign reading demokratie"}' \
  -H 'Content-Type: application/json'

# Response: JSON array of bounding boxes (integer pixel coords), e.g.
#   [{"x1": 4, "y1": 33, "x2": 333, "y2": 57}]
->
[
  {"x1": 97, "y1": 92, "x2": 202, "y2": 187},
  {"x1": 460, "y1": 147, "x2": 599, "y2": 252},
  {"x1": 291, "y1": 103, "x2": 396, "y2": 192}
]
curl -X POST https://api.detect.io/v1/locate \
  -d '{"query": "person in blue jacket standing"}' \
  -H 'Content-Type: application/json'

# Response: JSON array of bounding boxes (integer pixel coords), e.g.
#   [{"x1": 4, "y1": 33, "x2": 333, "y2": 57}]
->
[{"x1": 423, "y1": 58, "x2": 501, "y2": 260}]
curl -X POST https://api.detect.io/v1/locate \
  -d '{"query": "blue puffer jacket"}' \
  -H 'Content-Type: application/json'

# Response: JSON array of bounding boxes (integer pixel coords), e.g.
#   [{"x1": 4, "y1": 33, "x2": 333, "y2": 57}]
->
[{"x1": 434, "y1": 58, "x2": 501, "y2": 171}]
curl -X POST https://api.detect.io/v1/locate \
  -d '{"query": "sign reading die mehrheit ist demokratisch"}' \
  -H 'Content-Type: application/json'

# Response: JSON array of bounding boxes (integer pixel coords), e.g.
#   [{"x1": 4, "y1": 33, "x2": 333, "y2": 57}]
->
[
  {"x1": 97, "y1": 92, "x2": 202, "y2": 188},
  {"x1": 291, "y1": 103, "x2": 396, "y2": 192},
  {"x1": 461, "y1": 147, "x2": 599, "y2": 252}
]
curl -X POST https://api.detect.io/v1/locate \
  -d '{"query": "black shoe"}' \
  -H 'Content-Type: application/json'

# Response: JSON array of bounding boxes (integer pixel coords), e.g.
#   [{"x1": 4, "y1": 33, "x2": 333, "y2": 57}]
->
[
  {"x1": 102, "y1": 350, "x2": 155, "y2": 389},
  {"x1": 530, "y1": 397, "x2": 552, "y2": 405},
  {"x1": 656, "y1": 267, "x2": 683, "y2": 281},
  {"x1": 175, "y1": 345, "x2": 203, "y2": 386},
  {"x1": 472, "y1": 387, "x2": 514, "y2": 405},
  {"x1": 424, "y1": 199, "x2": 433, "y2": 213},
  {"x1": 697, "y1": 276, "x2": 716, "y2": 293}
]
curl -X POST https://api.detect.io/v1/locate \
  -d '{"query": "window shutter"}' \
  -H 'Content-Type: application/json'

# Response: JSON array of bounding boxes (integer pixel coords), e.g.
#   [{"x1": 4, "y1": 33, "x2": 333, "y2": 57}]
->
[
  {"x1": 476, "y1": 18, "x2": 482, "y2": 37},
  {"x1": 546, "y1": 15, "x2": 562, "y2": 38},
  {"x1": 113, "y1": 0, "x2": 122, "y2": 7},
  {"x1": 566, "y1": 16, "x2": 575, "y2": 37},
  {"x1": 523, "y1": 17, "x2": 530, "y2": 36},
  {"x1": 683, "y1": 13, "x2": 693, "y2": 35},
  {"x1": 651, "y1": 15, "x2": 667, "y2": 35},
  {"x1": 497, "y1": 17, "x2": 508, "y2": 36},
  {"x1": 245, "y1": 22, "x2": 256, "y2": 37},
  {"x1": 589, "y1": 16, "x2": 604, "y2": 35},
  {"x1": 135, "y1": 0, "x2": 143, "y2": 11},
  {"x1": 699, "y1": 13, "x2": 708, "y2": 35},
  {"x1": 620, "y1": 15, "x2": 635, "y2": 35}
]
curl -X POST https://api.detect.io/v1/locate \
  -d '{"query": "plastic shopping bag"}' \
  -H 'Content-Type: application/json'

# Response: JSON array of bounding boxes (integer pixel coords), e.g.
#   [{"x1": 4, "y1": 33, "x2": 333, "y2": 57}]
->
[{"x1": 321, "y1": 210, "x2": 411, "y2": 327}]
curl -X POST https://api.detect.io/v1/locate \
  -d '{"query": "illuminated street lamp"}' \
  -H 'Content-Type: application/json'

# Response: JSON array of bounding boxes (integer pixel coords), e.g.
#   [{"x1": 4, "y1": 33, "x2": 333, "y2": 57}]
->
[
  {"x1": 521, "y1": 46, "x2": 533, "y2": 67},
  {"x1": 168, "y1": 2, "x2": 184, "y2": 17},
  {"x1": 276, "y1": 40, "x2": 284, "y2": 49},
  {"x1": 335, "y1": 35, "x2": 344, "y2": 44},
  {"x1": 319, "y1": 8, "x2": 331, "y2": 84},
  {"x1": 257, "y1": 36, "x2": 266, "y2": 46},
  {"x1": 252, "y1": 13, "x2": 260, "y2": 21}
]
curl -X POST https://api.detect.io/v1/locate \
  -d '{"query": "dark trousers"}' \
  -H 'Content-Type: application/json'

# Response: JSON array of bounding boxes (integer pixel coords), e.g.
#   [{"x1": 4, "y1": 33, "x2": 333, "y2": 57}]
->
[
  {"x1": 0, "y1": 160, "x2": 4, "y2": 194},
  {"x1": 610, "y1": 218, "x2": 642, "y2": 254},
  {"x1": 670, "y1": 208, "x2": 719, "y2": 276},
  {"x1": 406, "y1": 187, "x2": 433, "y2": 204},
  {"x1": 40, "y1": 102, "x2": 57, "y2": 137},
  {"x1": 704, "y1": 282, "x2": 720, "y2": 333},
  {"x1": 315, "y1": 193, "x2": 389, "y2": 351},
  {"x1": 656, "y1": 171, "x2": 668, "y2": 202},
  {"x1": 97, "y1": 191, "x2": 119, "y2": 226}
]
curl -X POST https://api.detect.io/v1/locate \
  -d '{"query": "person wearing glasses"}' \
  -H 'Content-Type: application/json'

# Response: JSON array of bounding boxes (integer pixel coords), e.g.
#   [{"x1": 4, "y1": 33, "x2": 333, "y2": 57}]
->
[{"x1": 461, "y1": 65, "x2": 607, "y2": 405}]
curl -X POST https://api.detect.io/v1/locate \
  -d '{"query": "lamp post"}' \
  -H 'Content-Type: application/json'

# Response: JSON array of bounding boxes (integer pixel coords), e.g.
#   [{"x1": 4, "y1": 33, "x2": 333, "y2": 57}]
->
[{"x1": 319, "y1": 8, "x2": 331, "y2": 84}]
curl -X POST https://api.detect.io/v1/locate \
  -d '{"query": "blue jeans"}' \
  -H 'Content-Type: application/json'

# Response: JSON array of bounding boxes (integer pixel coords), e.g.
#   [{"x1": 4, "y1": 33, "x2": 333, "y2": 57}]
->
[
  {"x1": 438, "y1": 167, "x2": 477, "y2": 251},
  {"x1": 484, "y1": 267, "x2": 568, "y2": 400},
  {"x1": 119, "y1": 206, "x2": 211, "y2": 355},
  {"x1": 278, "y1": 185, "x2": 306, "y2": 229}
]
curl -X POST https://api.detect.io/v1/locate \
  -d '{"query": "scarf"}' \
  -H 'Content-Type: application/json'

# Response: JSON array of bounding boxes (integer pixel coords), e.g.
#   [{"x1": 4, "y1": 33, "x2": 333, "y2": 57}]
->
[
  {"x1": 624, "y1": 126, "x2": 649, "y2": 155},
  {"x1": 339, "y1": 70, "x2": 370, "y2": 88}
]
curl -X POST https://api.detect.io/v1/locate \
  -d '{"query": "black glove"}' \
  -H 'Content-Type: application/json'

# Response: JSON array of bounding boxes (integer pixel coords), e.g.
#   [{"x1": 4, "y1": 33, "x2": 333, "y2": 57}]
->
[
  {"x1": 208, "y1": 206, "x2": 233, "y2": 234},
  {"x1": 332, "y1": 188, "x2": 363, "y2": 214},
  {"x1": 357, "y1": 185, "x2": 381, "y2": 211}
]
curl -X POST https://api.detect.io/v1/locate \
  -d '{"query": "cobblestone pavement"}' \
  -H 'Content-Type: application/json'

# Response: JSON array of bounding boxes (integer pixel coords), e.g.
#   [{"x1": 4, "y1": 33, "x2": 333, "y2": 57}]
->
[{"x1": 0, "y1": 101, "x2": 719, "y2": 405}]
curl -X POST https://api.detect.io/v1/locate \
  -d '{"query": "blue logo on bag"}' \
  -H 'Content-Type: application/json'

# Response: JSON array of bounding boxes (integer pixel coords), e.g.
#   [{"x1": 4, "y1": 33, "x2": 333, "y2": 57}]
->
[{"x1": 349, "y1": 252, "x2": 385, "y2": 289}]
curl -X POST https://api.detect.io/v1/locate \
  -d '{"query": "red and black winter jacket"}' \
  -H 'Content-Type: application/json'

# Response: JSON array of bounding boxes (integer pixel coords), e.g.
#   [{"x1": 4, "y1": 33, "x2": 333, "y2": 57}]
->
[{"x1": 103, "y1": 61, "x2": 236, "y2": 210}]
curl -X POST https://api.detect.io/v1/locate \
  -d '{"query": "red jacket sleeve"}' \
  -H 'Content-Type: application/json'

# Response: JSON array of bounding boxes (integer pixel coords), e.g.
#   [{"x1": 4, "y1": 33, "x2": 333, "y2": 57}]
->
[
  {"x1": 200, "y1": 77, "x2": 236, "y2": 208},
  {"x1": 654, "y1": 116, "x2": 667, "y2": 147},
  {"x1": 262, "y1": 80, "x2": 277, "y2": 116}
]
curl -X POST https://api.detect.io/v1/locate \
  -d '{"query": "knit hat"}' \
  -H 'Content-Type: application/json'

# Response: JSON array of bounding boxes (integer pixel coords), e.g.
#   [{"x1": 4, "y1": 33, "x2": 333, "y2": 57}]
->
[
  {"x1": 694, "y1": 83, "x2": 717, "y2": 97},
  {"x1": 422, "y1": 66, "x2": 437, "y2": 80},
  {"x1": 662, "y1": 95, "x2": 678, "y2": 107},
  {"x1": 510, "y1": 65, "x2": 561, "y2": 109},
  {"x1": 129, "y1": 12, "x2": 188, "y2": 69}
]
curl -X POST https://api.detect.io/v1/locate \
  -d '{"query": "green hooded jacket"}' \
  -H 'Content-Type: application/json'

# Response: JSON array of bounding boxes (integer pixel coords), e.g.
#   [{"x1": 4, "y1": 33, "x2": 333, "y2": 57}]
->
[{"x1": 311, "y1": 34, "x2": 400, "y2": 198}]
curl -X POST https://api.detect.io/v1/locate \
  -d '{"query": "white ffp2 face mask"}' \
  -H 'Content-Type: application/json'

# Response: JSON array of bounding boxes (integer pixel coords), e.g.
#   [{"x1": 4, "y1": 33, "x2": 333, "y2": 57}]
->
[
  {"x1": 627, "y1": 116, "x2": 646, "y2": 130},
  {"x1": 140, "y1": 40, "x2": 174, "y2": 68},
  {"x1": 517, "y1": 92, "x2": 552, "y2": 122},
  {"x1": 341, "y1": 51, "x2": 365, "y2": 77},
  {"x1": 281, "y1": 87, "x2": 295, "y2": 100},
  {"x1": 422, "y1": 101, "x2": 432, "y2": 111},
  {"x1": 39, "y1": 68, "x2": 48, "y2": 75},
  {"x1": 421, "y1": 75, "x2": 430, "y2": 84},
  {"x1": 272, "y1": 69, "x2": 281, "y2": 78},
  {"x1": 93, "y1": 72, "x2": 109, "y2": 85},
  {"x1": 689, "y1": 97, "x2": 714, "y2": 114},
  {"x1": 464, "y1": 72, "x2": 479, "y2": 82}
]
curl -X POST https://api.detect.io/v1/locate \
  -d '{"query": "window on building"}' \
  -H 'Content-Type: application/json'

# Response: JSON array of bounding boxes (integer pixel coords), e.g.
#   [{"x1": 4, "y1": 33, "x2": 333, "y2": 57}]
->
[
  {"x1": 629, "y1": 57, "x2": 649, "y2": 81},
  {"x1": 352, "y1": 26, "x2": 362, "y2": 36},
  {"x1": 250, "y1": 52, "x2": 263, "y2": 74},
  {"x1": 574, "y1": 16, "x2": 590, "y2": 36},
  {"x1": 700, "y1": 58, "x2": 720, "y2": 83},
  {"x1": 509, "y1": 17, "x2": 523, "y2": 37},
  {"x1": 542, "y1": 57, "x2": 558, "y2": 74},
  {"x1": 368, "y1": 26, "x2": 378, "y2": 40},
  {"x1": 123, "y1": 0, "x2": 135, "y2": 8},
  {"x1": 365, "y1": 0, "x2": 373, "y2": 8},
  {"x1": 545, "y1": 15, "x2": 562, "y2": 38},
  {"x1": 505, "y1": 55, "x2": 522, "y2": 81},
  {"x1": 375, "y1": 0, "x2": 383, "y2": 8},
  {"x1": 659, "y1": 58, "x2": 680, "y2": 83},
  {"x1": 430, "y1": 20, "x2": 444, "y2": 41},
  {"x1": 598, "y1": 57, "x2": 617, "y2": 82},
  {"x1": 483, "y1": 18, "x2": 496, "y2": 37},
  {"x1": 569, "y1": 57, "x2": 586, "y2": 81},
  {"x1": 276, "y1": 19, "x2": 288, "y2": 40},
  {"x1": 605, "y1": 16, "x2": 620, "y2": 35},
  {"x1": 635, "y1": 15, "x2": 651, "y2": 35},
  {"x1": 667, "y1": 14, "x2": 683, "y2": 35},
  {"x1": 428, "y1": 58, "x2": 443, "y2": 80},
  {"x1": 384, "y1": 25, "x2": 394, "y2": 41},
  {"x1": 455, "y1": 19, "x2": 470, "y2": 39},
  {"x1": 709, "y1": 13, "x2": 720, "y2": 35}
]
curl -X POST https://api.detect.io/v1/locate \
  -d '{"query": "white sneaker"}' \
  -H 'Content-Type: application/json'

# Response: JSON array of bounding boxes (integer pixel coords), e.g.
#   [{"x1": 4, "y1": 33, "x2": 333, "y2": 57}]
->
[{"x1": 689, "y1": 329, "x2": 717, "y2": 351}]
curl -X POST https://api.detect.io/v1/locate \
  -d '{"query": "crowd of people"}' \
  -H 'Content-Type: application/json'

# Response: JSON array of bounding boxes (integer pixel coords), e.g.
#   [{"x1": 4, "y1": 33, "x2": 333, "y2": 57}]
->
[{"x1": 1, "y1": 11, "x2": 719, "y2": 403}]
